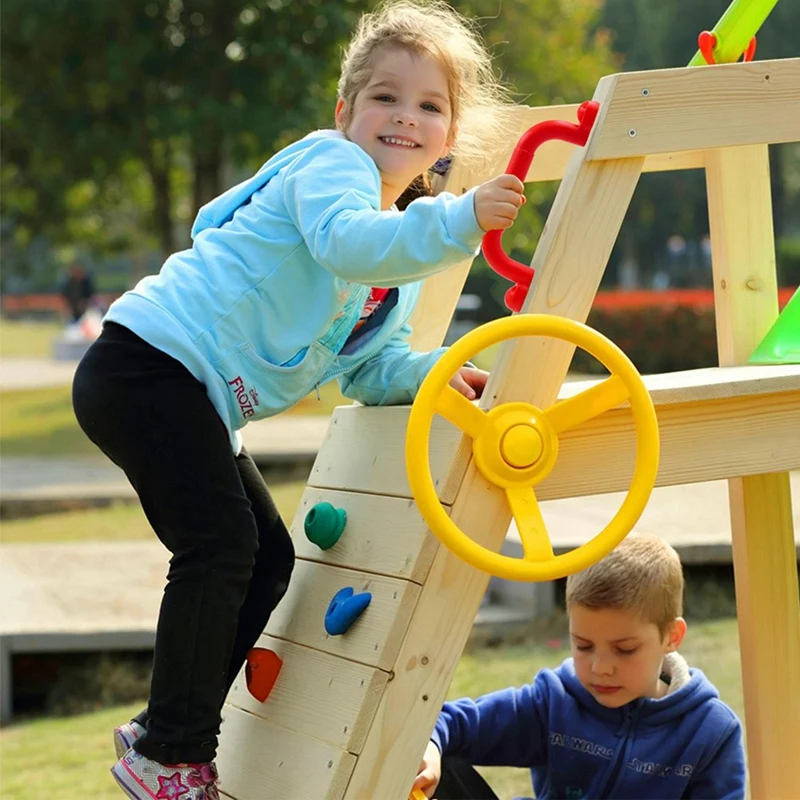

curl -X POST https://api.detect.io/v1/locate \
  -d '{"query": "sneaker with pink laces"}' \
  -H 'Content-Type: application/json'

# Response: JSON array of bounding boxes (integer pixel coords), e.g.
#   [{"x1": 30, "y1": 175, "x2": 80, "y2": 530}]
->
[
  {"x1": 111, "y1": 749, "x2": 219, "y2": 799},
  {"x1": 114, "y1": 719, "x2": 147, "y2": 759}
]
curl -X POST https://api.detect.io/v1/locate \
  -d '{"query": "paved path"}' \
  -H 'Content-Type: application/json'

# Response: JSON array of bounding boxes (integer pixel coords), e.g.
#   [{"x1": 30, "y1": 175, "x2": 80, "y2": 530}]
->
[
  {"x1": 0, "y1": 356, "x2": 81, "y2": 391},
  {"x1": 509, "y1": 473, "x2": 800, "y2": 564}
]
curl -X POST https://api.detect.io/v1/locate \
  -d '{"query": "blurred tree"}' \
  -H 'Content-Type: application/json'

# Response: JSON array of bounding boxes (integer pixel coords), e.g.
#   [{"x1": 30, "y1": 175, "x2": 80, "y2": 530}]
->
[
  {"x1": 1, "y1": 0, "x2": 366, "y2": 264},
  {"x1": 3, "y1": 0, "x2": 794, "y2": 291}
]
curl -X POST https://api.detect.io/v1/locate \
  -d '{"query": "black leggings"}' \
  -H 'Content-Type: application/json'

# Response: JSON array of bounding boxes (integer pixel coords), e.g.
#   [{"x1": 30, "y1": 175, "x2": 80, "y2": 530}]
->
[
  {"x1": 72, "y1": 322, "x2": 295, "y2": 765},
  {"x1": 436, "y1": 757, "x2": 499, "y2": 799}
]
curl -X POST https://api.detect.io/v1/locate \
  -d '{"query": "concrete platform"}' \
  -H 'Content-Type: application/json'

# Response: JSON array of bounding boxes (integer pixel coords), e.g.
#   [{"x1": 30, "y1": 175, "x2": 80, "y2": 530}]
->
[{"x1": 0, "y1": 541, "x2": 167, "y2": 723}]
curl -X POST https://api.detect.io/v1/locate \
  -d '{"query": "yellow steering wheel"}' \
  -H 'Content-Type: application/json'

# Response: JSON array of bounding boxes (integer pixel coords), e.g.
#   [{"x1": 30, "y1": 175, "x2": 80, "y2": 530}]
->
[{"x1": 406, "y1": 315, "x2": 659, "y2": 581}]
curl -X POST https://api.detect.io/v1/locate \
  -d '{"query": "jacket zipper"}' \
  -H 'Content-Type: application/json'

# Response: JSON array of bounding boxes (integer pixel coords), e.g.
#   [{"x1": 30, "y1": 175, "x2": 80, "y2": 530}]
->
[{"x1": 602, "y1": 706, "x2": 639, "y2": 797}]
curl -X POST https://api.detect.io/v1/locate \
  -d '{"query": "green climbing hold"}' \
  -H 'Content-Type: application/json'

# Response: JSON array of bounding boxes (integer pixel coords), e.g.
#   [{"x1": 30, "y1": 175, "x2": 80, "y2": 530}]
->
[
  {"x1": 749, "y1": 288, "x2": 800, "y2": 365},
  {"x1": 304, "y1": 502, "x2": 347, "y2": 550}
]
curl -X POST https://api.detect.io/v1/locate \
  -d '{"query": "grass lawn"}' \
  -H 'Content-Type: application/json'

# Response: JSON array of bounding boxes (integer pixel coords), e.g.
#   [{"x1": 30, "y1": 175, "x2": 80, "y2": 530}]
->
[
  {"x1": 0, "y1": 386, "x2": 100, "y2": 457},
  {"x1": 0, "y1": 319, "x2": 63, "y2": 358},
  {"x1": 0, "y1": 382, "x2": 347, "y2": 457},
  {"x1": 0, "y1": 618, "x2": 743, "y2": 800}
]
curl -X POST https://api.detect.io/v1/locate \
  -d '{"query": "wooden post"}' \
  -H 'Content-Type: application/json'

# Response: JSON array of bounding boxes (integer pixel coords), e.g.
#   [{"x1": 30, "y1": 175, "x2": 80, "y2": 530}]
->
[{"x1": 705, "y1": 143, "x2": 800, "y2": 799}]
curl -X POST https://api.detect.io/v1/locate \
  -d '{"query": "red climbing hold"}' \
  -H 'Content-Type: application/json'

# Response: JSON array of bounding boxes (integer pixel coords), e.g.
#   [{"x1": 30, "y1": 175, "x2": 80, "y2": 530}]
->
[{"x1": 245, "y1": 647, "x2": 283, "y2": 702}]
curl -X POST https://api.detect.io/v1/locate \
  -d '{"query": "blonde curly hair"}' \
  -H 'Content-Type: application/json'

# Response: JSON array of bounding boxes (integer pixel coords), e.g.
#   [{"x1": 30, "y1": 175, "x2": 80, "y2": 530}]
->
[{"x1": 337, "y1": 0, "x2": 510, "y2": 176}]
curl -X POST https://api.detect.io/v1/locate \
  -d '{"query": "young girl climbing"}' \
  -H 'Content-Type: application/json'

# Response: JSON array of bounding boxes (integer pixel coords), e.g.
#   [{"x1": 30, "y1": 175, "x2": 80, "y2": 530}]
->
[{"x1": 72, "y1": 1, "x2": 524, "y2": 796}]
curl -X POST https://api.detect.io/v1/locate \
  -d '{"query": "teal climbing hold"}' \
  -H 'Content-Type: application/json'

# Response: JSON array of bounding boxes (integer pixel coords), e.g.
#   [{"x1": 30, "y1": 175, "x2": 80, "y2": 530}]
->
[{"x1": 304, "y1": 501, "x2": 347, "y2": 550}]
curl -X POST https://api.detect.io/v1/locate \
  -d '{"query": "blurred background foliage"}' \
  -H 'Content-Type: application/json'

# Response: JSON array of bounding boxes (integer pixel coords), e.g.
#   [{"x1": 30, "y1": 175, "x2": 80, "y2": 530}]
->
[{"x1": 2, "y1": 0, "x2": 798, "y2": 297}]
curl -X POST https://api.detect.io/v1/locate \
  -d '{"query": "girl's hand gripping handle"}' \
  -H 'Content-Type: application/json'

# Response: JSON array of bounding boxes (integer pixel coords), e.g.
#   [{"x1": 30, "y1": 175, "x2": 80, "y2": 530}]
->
[{"x1": 482, "y1": 100, "x2": 600, "y2": 312}]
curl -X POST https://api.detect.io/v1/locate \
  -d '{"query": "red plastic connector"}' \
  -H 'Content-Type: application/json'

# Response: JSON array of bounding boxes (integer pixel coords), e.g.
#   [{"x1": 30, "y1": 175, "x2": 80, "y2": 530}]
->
[{"x1": 697, "y1": 30, "x2": 756, "y2": 65}]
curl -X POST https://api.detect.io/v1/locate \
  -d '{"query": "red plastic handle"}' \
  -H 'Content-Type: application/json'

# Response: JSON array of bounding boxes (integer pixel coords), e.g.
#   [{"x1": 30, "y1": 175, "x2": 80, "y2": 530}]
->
[{"x1": 481, "y1": 100, "x2": 600, "y2": 312}]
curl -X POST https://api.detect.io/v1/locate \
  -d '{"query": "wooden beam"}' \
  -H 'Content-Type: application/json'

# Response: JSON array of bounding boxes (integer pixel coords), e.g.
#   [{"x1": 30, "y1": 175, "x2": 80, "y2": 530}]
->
[
  {"x1": 559, "y1": 364, "x2": 800, "y2": 405},
  {"x1": 309, "y1": 381, "x2": 800, "y2": 503},
  {"x1": 217, "y1": 704, "x2": 355, "y2": 800},
  {"x1": 538, "y1": 389, "x2": 800, "y2": 500},
  {"x1": 290, "y1": 488, "x2": 438, "y2": 583},
  {"x1": 226, "y1": 635, "x2": 389, "y2": 754},
  {"x1": 265, "y1": 560, "x2": 420, "y2": 671},
  {"x1": 343, "y1": 83, "x2": 647, "y2": 794},
  {"x1": 705, "y1": 143, "x2": 800, "y2": 800},
  {"x1": 586, "y1": 58, "x2": 800, "y2": 160},
  {"x1": 486, "y1": 165, "x2": 645, "y2": 406},
  {"x1": 441, "y1": 105, "x2": 706, "y2": 191}
]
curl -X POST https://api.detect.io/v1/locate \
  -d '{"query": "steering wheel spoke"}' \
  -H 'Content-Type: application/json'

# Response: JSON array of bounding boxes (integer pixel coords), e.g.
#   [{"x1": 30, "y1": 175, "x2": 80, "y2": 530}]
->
[
  {"x1": 545, "y1": 374, "x2": 630, "y2": 434},
  {"x1": 434, "y1": 385, "x2": 488, "y2": 440},
  {"x1": 505, "y1": 486, "x2": 554, "y2": 562}
]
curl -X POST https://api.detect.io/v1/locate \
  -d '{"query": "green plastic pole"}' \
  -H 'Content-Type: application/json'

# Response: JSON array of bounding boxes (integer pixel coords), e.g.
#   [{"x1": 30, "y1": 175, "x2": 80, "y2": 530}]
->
[{"x1": 687, "y1": 0, "x2": 780, "y2": 65}]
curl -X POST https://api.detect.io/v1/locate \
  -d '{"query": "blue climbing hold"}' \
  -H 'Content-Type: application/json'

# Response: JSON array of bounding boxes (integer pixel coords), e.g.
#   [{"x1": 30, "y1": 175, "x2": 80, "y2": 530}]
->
[{"x1": 325, "y1": 587, "x2": 372, "y2": 636}]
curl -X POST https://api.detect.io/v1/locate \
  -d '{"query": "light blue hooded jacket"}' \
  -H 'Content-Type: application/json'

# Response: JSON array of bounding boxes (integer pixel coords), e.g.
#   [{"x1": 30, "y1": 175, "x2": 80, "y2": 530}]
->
[{"x1": 105, "y1": 130, "x2": 484, "y2": 451}]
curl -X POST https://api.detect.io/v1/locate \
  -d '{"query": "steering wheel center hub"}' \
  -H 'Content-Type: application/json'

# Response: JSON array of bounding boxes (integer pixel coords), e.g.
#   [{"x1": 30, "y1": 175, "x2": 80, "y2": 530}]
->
[{"x1": 501, "y1": 424, "x2": 543, "y2": 468}]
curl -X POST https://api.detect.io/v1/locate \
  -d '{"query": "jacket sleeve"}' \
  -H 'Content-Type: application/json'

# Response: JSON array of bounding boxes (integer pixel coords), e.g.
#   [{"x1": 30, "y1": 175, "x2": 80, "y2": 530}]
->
[
  {"x1": 684, "y1": 713, "x2": 746, "y2": 799},
  {"x1": 337, "y1": 323, "x2": 446, "y2": 406},
  {"x1": 281, "y1": 138, "x2": 482, "y2": 287},
  {"x1": 430, "y1": 681, "x2": 549, "y2": 768}
]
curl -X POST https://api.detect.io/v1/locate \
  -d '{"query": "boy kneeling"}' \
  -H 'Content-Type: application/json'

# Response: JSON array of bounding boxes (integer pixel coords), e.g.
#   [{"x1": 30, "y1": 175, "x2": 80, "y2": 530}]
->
[{"x1": 414, "y1": 534, "x2": 745, "y2": 799}]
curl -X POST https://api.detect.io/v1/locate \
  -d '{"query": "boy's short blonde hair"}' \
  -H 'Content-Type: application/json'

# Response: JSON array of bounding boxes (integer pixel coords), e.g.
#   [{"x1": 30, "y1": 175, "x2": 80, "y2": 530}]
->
[{"x1": 566, "y1": 534, "x2": 684, "y2": 636}]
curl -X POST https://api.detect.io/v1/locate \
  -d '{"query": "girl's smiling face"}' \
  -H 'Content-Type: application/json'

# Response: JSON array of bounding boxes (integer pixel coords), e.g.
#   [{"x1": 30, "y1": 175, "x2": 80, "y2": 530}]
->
[
  {"x1": 569, "y1": 605, "x2": 687, "y2": 708},
  {"x1": 336, "y1": 45, "x2": 454, "y2": 208}
]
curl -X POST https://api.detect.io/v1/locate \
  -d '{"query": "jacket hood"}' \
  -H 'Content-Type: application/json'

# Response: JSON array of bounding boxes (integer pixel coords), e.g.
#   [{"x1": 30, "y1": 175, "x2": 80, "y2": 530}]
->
[{"x1": 191, "y1": 130, "x2": 347, "y2": 237}]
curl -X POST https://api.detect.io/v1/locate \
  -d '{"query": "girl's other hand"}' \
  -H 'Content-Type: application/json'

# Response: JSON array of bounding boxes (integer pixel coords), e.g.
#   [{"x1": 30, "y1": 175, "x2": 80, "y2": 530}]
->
[{"x1": 449, "y1": 366, "x2": 488, "y2": 400}]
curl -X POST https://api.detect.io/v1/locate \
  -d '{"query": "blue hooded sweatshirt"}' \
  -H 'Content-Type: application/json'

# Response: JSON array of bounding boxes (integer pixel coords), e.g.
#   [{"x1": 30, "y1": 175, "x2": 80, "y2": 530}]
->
[
  {"x1": 432, "y1": 654, "x2": 745, "y2": 799},
  {"x1": 104, "y1": 130, "x2": 483, "y2": 451}
]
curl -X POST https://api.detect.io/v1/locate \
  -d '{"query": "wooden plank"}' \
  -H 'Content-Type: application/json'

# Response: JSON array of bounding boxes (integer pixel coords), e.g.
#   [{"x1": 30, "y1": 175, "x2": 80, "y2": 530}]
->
[
  {"x1": 706, "y1": 147, "x2": 780, "y2": 363},
  {"x1": 265, "y1": 560, "x2": 420, "y2": 671},
  {"x1": 440, "y1": 105, "x2": 705, "y2": 191},
  {"x1": 705, "y1": 142, "x2": 800, "y2": 800},
  {"x1": 586, "y1": 58, "x2": 800, "y2": 161},
  {"x1": 307, "y1": 385, "x2": 799, "y2": 503},
  {"x1": 290, "y1": 488, "x2": 439, "y2": 583},
  {"x1": 309, "y1": 406, "x2": 463, "y2": 503},
  {"x1": 538, "y1": 390, "x2": 800, "y2": 500},
  {"x1": 558, "y1": 364, "x2": 800, "y2": 406},
  {"x1": 217, "y1": 704, "x2": 355, "y2": 800},
  {"x1": 226, "y1": 635, "x2": 389, "y2": 754},
  {"x1": 728, "y1": 473, "x2": 800, "y2": 798},
  {"x1": 407, "y1": 156, "x2": 475, "y2": 353}
]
